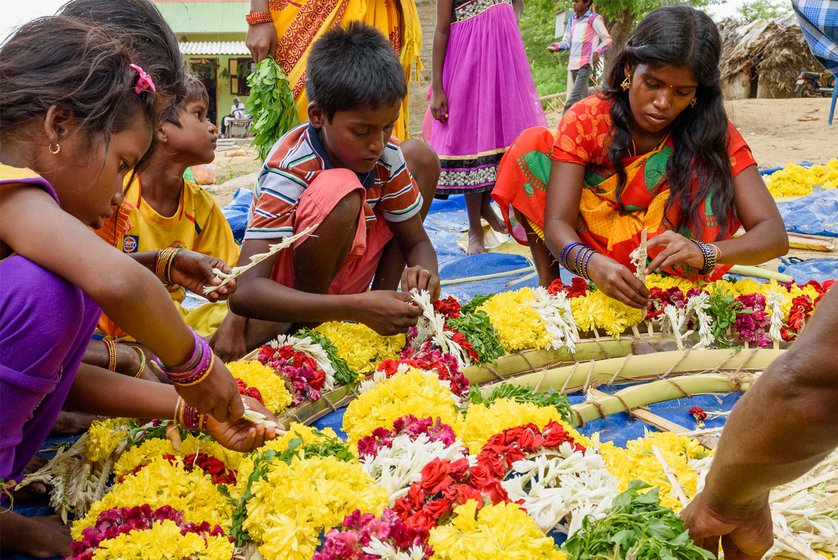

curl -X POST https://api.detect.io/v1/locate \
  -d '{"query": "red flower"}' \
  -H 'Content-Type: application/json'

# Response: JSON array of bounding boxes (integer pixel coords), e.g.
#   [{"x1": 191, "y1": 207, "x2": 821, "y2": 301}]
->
[
  {"x1": 689, "y1": 407, "x2": 707, "y2": 422},
  {"x1": 420, "y1": 459, "x2": 456, "y2": 495},
  {"x1": 424, "y1": 498, "x2": 451, "y2": 521}
]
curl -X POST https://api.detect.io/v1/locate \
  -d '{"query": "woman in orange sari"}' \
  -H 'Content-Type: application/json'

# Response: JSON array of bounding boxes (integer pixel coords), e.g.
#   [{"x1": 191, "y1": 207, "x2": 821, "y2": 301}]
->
[
  {"x1": 245, "y1": 0, "x2": 421, "y2": 140},
  {"x1": 492, "y1": 6, "x2": 788, "y2": 309}
]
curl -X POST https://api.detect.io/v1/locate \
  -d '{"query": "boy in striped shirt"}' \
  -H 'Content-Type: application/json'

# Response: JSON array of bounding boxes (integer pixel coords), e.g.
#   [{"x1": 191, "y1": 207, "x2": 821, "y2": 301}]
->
[
  {"x1": 549, "y1": 0, "x2": 612, "y2": 111},
  {"x1": 232, "y1": 23, "x2": 441, "y2": 339}
]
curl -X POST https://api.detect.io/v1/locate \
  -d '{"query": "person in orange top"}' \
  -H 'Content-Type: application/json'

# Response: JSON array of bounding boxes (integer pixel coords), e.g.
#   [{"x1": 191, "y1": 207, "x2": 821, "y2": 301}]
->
[{"x1": 492, "y1": 6, "x2": 788, "y2": 309}]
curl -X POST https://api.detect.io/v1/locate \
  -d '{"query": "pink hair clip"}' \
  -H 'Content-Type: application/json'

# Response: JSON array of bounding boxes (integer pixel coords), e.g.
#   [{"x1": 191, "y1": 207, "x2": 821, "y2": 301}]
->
[{"x1": 129, "y1": 63, "x2": 157, "y2": 95}]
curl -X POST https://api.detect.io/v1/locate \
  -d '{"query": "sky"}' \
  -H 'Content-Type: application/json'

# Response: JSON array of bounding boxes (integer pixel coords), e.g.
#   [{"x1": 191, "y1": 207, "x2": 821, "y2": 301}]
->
[{"x1": 0, "y1": 0, "x2": 753, "y2": 43}]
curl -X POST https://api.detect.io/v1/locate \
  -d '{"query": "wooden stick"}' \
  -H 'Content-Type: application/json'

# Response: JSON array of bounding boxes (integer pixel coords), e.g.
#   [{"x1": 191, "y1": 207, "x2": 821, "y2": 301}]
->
[
  {"x1": 728, "y1": 265, "x2": 793, "y2": 283},
  {"x1": 440, "y1": 266, "x2": 534, "y2": 286}
]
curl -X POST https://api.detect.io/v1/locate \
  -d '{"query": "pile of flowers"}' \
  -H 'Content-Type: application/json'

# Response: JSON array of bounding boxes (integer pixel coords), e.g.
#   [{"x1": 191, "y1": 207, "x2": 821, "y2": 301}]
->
[
  {"x1": 358, "y1": 415, "x2": 468, "y2": 504},
  {"x1": 315, "y1": 509, "x2": 434, "y2": 560},
  {"x1": 314, "y1": 321, "x2": 405, "y2": 374},
  {"x1": 71, "y1": 504, "x2": 232, "y2": 560},
  {"x1": 226, "y1": 359, "x2": 293, "y2": 414},
  {"x1": 764, "y1": 158, "x2": 837, "y2": 197},
  {"x1": 256, "y1": 335, "x2": 336, "y2": 405},
  {"x1": 373, "y1": 348, "x2": 470, "y2": 398}
]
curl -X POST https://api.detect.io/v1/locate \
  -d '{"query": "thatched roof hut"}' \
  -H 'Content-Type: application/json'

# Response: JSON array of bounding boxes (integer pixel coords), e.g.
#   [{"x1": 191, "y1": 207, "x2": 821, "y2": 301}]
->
[{"x1": 719, "y1": 14, "x2": 822, "y2": 99}]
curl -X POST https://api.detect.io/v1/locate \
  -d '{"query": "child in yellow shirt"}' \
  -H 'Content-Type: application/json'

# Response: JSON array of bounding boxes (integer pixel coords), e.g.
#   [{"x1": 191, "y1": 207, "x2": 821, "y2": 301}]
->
[{"x1": 102, "y1": 74, "x2": 247, "y2": 356}]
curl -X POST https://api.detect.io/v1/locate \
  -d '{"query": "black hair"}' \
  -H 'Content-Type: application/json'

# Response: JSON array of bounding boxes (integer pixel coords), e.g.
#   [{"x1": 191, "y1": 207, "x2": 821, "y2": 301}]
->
[
  {"x1": 306, "y1": 21, "x2": 406, "y2": 120},
  {"x1": 0, "y1": 16, "x2": 155, "y2": 147},
  {"x1": 603, "y1": 6, "x2": 733, "y2": 239},
  {"x1": 160, "y1": 73, "x2": 209, "y2": 126},
  {"x1": 58, "y1": 0, "x2": 185, "y2": 103}
]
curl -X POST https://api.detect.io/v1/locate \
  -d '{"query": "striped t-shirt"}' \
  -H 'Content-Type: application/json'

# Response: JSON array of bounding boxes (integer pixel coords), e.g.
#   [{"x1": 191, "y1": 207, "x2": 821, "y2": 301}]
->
[
  {"x1": 555, "y1": 9, "x2": 611, "y2": 71},
  {"x1": 245, "y1": 123, "x2": 423, "y2": 240}
]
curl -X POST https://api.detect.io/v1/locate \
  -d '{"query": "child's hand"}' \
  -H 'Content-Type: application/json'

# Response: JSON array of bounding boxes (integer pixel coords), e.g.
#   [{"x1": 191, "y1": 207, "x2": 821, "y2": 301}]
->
[
  {"x1": 430, "y1": 89, "x2": 449, "y2": 122},
  {"x1": 205, "y1": 396, "x2": 283, "y2": 452},
  {"x1": 170, "y1": 250, "x2": 237, "y2": 301},
  {"x1": 175, "y1": 357, "x2": 244, "y2": 422},
  {"x1": 401, "y1": 265, "x2": 440, "y2": 301},
  {"x1": 354, "y1": 291, "x2": 421, "y2": 336}
]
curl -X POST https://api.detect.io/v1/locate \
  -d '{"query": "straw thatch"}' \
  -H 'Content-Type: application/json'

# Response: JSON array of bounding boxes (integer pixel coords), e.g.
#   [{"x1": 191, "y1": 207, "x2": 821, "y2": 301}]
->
[{"x1": 719, "y1": 14, "x2": 822, "y2": 99}]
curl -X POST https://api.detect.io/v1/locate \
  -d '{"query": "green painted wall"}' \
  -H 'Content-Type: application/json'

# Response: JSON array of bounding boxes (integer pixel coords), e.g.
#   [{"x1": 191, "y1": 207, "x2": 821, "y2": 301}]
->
[{"x1": 156, "y1": 2, "x2": 249, "y2": 35}]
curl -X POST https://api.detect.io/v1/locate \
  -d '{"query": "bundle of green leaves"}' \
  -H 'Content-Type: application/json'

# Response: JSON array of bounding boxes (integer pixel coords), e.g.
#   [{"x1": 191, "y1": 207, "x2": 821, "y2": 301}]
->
[
  {"x1": 564, "y1": 481, "x2": 714, "y2": 559},
  {"x1": 245, "y1": 57, "x2": 298, "y2": 160}
]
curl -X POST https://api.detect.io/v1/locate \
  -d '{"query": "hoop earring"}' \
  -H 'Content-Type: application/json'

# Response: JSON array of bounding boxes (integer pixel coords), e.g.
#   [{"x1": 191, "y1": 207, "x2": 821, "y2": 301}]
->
[
  {"x1": 49, "y1": 143, "x2": 61, "y2": 155},
  {"x1": 620, "y1": 75, "x2": 631, "y2": 91},
  {"x1": 689, "y1": 98, "x2": 697, "y2": 108}
]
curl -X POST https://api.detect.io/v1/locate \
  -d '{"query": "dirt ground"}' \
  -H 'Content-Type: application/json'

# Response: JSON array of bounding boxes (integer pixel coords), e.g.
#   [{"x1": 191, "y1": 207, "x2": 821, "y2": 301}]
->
[{"x1": 206, "y1": 96, "x2": 837, "y2": 207}]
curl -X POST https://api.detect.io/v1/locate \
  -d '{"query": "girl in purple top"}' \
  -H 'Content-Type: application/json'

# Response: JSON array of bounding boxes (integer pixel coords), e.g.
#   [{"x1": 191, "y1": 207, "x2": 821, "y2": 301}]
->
[{"x1": 0, "y1": 17, "x2": 278, "y2": 557}]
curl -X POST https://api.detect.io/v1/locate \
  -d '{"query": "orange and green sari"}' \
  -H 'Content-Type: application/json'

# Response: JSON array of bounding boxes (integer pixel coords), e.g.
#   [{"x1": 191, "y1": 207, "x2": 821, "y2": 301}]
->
[
  {"x1": 492, "y1": 96, "x2": 756, "y2": 280},
  {"x1": 268, "y1": 0, "x2": 422, "y2": 140}
]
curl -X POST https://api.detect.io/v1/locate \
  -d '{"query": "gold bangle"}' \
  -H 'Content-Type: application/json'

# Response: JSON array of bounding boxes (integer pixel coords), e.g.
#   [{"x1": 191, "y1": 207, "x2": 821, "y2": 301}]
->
[
  {"x1": 130, "y1": 346, "x2": 147, "y2": 378},
  {"x1": 155, "y1": 247, "x2": 179, "y2": 286},
  {"x1": 709, "y1": 243, "x2": 721, "y2": 262},
  {"x1": 102, "y1": 338, "x2": 117, "y2": 372}
]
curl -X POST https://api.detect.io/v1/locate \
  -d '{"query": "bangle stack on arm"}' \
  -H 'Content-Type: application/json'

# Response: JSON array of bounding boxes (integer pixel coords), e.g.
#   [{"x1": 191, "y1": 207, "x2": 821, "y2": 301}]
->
[{"x1": 559, "y1": 241, "x2": 597, "y2": 280}]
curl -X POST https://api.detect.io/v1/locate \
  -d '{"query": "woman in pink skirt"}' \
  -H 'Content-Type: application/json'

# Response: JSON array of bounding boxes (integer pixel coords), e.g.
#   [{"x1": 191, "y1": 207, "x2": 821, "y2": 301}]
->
[{"x1": 429, "y1": 0, "x2": 546, "y2": 253}]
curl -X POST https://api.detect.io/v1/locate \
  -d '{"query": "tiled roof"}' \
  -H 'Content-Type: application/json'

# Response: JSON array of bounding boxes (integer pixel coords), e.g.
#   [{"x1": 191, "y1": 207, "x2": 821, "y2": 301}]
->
[{"x1": 179, "y1": 41, "x2": 250, "y2": 56}]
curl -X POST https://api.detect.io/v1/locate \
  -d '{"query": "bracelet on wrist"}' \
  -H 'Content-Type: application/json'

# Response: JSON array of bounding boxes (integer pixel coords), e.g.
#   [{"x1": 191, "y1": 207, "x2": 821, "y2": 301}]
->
[
  {"x1": 130, "y1": 345, "x2": 147, "y2": 378},
  {"x1": 691, "y1": 239, "x2": 717, "y2": 275},
  {"x1": 102, "y1": 338, "x2": 118, "y2": 372},
  {"x1": 175, "y1": 397, "x2": 208, "y2": 431},
  {"x1": 155, "y1": 247, "x2": 180, "y2": 286},
  {"x1": 245, "y1": 10, "x2": 273, "y2": 25},
  {"x1": 155, "y1": 330, "x2": 215, "y2": 387}
]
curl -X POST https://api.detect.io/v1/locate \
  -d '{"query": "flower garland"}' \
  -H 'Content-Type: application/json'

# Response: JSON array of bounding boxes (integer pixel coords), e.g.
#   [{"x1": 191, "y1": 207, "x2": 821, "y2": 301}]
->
[
  {"x1": 594, "y1": 431, "x2": 710, "y2": 511},
  {"x1": 358, "y1": 416, "x2": 467, "y2": 505},
  {"x1": 71, "y1": 504, "x2": 232, "y2": 560},
  {"x1": 113, "y1": 435, "x2": 242, "y2": 488},
  {"x1": 71, "y1": 456, "x2": 233, "y2": 541},
  {"x1": 84, "y1": 418, "x2": 132, "y2": 463},
  {"x1": 374, "y1": 346, "x2": 470, "y2": 397},
  {"x1": 314, "y1": 508, "x2": 433, "y2": 560},
  {"x1": 242, "y1": 455, "x2": 388, "y2": 560},
  {"x1": 408, "y1": 291, "x2": 475, "y2": 369},
  {"x1": 428, "y1": 500, "x2": 567, "y2": 560},
  {"x1": 343, "y1": 368, "x2": 460, "y2": 445},
  {"x1": 478, "y1": 288, "x2": 552, "y2": 352},
  {"x1": 571, "y1": 289, "x2": 645, "y2": 338},
  {"x1": 460, "y1": 398, "x2": 590, "y2": 455},
  {"x1": 225, "y1": 359, "x2": 293, "y2": 414},
  {"x1": 257, "y1": 337, "x2": 335, "y2": 405},
  {"x1": 314, "y1": 321, "x2": 405, "y2": 374}
]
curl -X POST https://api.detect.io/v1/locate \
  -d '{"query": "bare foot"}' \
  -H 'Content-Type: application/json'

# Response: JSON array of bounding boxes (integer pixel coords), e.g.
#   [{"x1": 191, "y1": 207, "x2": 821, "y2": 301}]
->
[
  {"x1": 50, "y1": 410, "x2": 96, "y2": 436},
  {"x1": 0, "y1": 513, "x2": 71, "y2": 558},
  {"x1": 467, "y1": 228, "x2": 486, "y2": 254}
]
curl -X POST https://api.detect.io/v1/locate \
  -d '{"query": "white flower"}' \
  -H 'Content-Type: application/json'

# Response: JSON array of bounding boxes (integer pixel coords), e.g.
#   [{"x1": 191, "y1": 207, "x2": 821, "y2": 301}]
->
[
  {"x1": 529, "y1": 287, "x2": 579, "y2": 353},
  {"x1": 766, "y1": 290, "x2": 786, "y2": 344},
  {"x1": 363, "y1": 537, "x2": 427, "y2": 559},
  {"x1": 501, "y1": 443, "x2": 618, "y2": 537},
  {"x1": 270, "y1": 334, "x2": 336, "y2": 390}
]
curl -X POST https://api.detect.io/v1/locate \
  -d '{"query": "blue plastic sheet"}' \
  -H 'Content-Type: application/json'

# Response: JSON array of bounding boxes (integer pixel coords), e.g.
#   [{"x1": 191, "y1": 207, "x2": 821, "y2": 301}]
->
[
  {"x1": 220, "y1": 188, "x2": 254, "y2": 243},
  {"x1": 779, "y1": 257, "x2": 838, "y2": 283},
  {"x1": 775, "y1": 188, "x2": 838, "y2": 237}
]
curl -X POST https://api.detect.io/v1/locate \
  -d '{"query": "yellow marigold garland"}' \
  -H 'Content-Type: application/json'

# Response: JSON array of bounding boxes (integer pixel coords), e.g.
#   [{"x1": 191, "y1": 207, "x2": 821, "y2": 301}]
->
[
  {"x1": 595, "y1": 431, "x2": 710, "y2": 511},
  {"x1": 243, "y1": 455, "x2": 387, "y2": 560},
  {"x1": 113, "y1": 435, "x2": 243, "y2": 482},
  {"x1": 224, "y1": 359, "x2": 293, "y2": 414},
  {"x1": 478, "y1": 288, "x2": 551, "y2": 352},
  {"x1": 72, "y1": 457, "x2": 232, "y2": 540},
  {"x1": 571, "y1": 289, "x2": 645, "y2": 337},
  {"x1": 313, "y1": 322, "x2": 404, "y2": 374},
  {"x1": 342, "y1": 368, "x2": 460, "y2": 445},
  {"x1": 460, "y1": 398, "x2": 590, "y2": 454},
  {"x1": 429, "y1": 500, "x2": 567, "y2": 560},
  {"x1": 89, "y1": 519, "x2": 234, "y2": 560}
]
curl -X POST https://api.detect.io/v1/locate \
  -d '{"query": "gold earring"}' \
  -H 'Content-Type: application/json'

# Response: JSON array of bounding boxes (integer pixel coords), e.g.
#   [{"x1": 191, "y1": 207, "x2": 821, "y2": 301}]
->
[
  {"x1": 49, "y1": 143, "x2": 61, "y2": 155},
  {"x1": 689, "y1": 98, "x2": 697, "y2": 107},
  {"x1": 620, "y1": 75, "x2": 631, "y2": 91}
]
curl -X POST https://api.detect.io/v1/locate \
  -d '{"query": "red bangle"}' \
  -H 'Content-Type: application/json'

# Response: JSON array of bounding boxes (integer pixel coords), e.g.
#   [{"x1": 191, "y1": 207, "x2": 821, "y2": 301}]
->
[{"x1": 246, "y1": 11, "x2": 273, "y2": 25}]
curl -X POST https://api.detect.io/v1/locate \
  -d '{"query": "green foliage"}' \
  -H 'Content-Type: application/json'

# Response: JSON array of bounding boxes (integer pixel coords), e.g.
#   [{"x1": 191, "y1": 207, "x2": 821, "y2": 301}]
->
[
  {"x1": 460, "y1": 293, "x2": 493, "y2": 315},
  {"x1": 739, "y1": 0, "x2": 791, "y2": 21},
  {"x1": 707, "y1": 287, "x2": 743, "y2": 348},
  {"x1": 519, "y1": 0, "x2": 568, "y2": 96},
  {"x1": 564, "y1": 480, "x2": 715, "y2": 559},
  {"x1": 447, "y1": 311, "x2": 505, "y2": 363},
  {"x1": 296, "y1": 327, "x2": 360, "y2": 386},
  {"x1": 245, "y1": 57, "x2": 298, "y2": 161},
  {"x1": 467, "y1": 384, "x2": 573, "y2": 421}
]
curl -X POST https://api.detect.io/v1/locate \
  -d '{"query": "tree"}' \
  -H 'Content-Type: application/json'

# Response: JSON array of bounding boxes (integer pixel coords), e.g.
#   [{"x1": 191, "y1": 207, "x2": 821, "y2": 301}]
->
[{"x1": 739, "y1": 0, "x2": 791, "y2": 21}]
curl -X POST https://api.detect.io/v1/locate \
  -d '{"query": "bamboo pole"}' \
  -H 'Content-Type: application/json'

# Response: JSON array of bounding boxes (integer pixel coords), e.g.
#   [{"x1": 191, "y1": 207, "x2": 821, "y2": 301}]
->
[
  {"x1": 569, "y1": 372, "x2": 757, "y2": 426},
  {"x1": 485, "y1": 348, "x2": 780, "y2": 397},
  {"x1": 439, "y1": 266, "x2": 534, "y2": 287},
  {"x1": 728, "y1": 265, "x2": 793, "y2": 283}
]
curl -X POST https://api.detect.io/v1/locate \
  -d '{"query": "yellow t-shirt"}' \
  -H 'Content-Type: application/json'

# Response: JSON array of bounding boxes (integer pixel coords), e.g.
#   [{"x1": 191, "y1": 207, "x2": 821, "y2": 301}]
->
[{"x1": 105, "y1": 176, "x2": 240, "y2": 337}]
